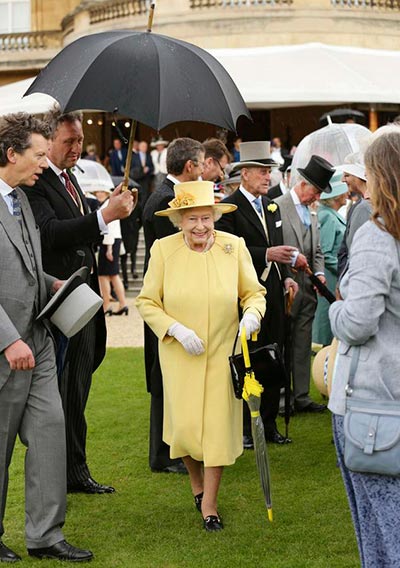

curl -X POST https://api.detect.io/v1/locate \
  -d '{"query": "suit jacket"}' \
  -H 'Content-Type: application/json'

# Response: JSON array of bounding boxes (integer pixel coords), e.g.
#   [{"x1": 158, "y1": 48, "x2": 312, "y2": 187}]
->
[
  {"x1": 130, "y1": 152, "x2": 154, "y2": 192},
  {"x1": 0, "y1": 188, "x2": 55, "y2": 390},
  {"x1": 275, "y1": 191, "x2": 324, "y2": 275},
  {"x1": 21, "y1": 168, "x2": 106, "y2": 371},
  {"x1": 142, "y1": 177, "x2": 177, "y2": 273},
  {"x1": 109, "y1": 147, "x2": 127, "y2": 176},
  {"x1": 216, "y1": 189, "x2": 289, "y2": 348},
  {"x1": 268, "y1": 183, "x2": 283, "y2": 200}
]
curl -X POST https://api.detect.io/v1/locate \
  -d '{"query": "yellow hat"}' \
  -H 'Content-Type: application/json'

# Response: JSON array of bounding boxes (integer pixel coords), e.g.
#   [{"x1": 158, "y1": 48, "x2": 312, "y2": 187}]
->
[
  {"x1": 155, "y1": 180, "x2": 237, "y2": 217},
  {"x1": 312, "y1": 337, "x2": 339, "y2": 397}
]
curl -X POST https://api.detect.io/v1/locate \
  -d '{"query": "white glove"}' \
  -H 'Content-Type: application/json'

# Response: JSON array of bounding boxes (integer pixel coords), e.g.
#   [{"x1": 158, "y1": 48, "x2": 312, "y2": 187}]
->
[
  {"x1": 168, "y1": 322, "x2": 205, "y2": 356},
  {"x1": 238, "y1": 313, "x2": 260, "y2": 340}
]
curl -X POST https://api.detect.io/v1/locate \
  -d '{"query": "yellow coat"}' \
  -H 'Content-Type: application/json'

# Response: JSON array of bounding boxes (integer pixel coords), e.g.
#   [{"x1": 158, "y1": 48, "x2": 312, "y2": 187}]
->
[{"x1": 136, "y1": 230, "x2": 266, "y2": 467}]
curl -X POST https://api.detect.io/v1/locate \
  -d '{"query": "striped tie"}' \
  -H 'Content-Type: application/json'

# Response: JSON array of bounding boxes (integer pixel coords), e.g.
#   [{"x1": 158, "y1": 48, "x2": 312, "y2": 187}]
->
[
  {"x1": 10, "y1": 189, "x2": 22, "y2": 222},
  {"x1": 61, "y1": 171, "x2": 79, "y2": 203}
]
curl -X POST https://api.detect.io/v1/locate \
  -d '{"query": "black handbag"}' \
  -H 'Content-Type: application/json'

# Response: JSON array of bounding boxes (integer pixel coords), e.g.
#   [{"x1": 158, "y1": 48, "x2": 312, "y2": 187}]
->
[{"x1": 229, "y1": 335, "x2": 286, "y2": 400}]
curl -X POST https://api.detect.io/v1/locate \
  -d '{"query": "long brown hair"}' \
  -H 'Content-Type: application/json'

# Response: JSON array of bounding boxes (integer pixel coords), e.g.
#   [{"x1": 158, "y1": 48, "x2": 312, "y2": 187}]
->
[{"x1": 365, "y1": 129, "x2": 400, "y2": 240}]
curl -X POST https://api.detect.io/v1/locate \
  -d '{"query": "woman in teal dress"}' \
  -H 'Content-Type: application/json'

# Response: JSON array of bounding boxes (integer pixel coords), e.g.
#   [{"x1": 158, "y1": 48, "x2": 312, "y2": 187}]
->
[{"x1": 312, "y1": 171, "x2": 348, "y2": 345}]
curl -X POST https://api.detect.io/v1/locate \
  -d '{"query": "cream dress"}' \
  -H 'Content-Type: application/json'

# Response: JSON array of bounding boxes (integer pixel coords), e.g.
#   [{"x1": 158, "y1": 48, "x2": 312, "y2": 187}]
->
[{"x1": 136, "y1": 230, "x2": 266, "y2": 467}]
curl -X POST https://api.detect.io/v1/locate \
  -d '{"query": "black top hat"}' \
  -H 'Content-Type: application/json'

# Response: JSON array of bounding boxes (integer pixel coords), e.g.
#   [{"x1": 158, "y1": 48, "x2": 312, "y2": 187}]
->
[
  {"x1": 279, "y1": 155, "x2": 293, "y2": 173},
  {"x1": 297, "y1": 155, "x2": 335, "y2": 193}
]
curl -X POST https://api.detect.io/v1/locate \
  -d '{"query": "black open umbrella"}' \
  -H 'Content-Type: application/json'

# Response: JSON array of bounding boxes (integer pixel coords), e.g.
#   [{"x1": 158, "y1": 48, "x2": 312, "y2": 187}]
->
[
  {"x1": 25, "y1": 12, "x2": 250, "y2": 192},
  {"x1": 24, "y1": 32, "x2": 250, "y2": 133},
  {"x1": 319, "y1": 109, "x2": 366, "y2": 126}
]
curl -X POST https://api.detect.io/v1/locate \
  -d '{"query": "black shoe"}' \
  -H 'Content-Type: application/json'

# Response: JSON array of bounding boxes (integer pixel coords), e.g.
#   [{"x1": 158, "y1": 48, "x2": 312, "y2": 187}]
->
[
  {"x1": 67, "y1": 477, "x2": 115, "y2": 494},
  {"x1": 194, "y1": 492, "x2": 203, "y2": 512},
  {"x1": 265, "y1": 428, "x2": 292, "y2": 445},
  {"x1": 295, "y1": 401, "x2": 327, "y2": 413},
  {"x1": 112, "y1": 306, "x2": 129, "y2": 316},
  {"x1": 243, "y1": 435, "x2": 254, "y2": 450},
  {"x1": 0, "y1": 541, "x2": 21, "y2": 563},
  {"x1": 28, "y1": 540, "x2": 93, "y2": 562},
  {"x1": 203, "y1": 515, "x2": 223, "y2": 532},
  {"x1": 151, "y1": 463, "x2": 188, "y2": 474}
]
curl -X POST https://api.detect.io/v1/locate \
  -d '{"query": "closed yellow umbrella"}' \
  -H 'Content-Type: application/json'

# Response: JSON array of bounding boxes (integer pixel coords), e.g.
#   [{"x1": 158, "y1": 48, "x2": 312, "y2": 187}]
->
[{"x1": 241, "y1": 328, "x2": 273, "y2": 522}]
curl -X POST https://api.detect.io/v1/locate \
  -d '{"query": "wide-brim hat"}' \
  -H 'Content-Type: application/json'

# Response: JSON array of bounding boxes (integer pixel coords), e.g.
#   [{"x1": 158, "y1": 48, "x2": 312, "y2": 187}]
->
[
  {"x1": 155, "y1": 181, "x2": 237, "y2": 217},
  {"x1": 312, "y1": 337, "x2": 339, "y2": 397},
  {"x1": 297, "y1": 154, "x2": 335, "y2": 193},
  {"x1": 219, "y1": 170, "x2": 242, "y2": 186},
  {"x1": 36, "y1": 267, "x2": 103, "y2": 338},
  {"x1": 337, "y1": 162, "x2": 367, "y2": 182},
  {"x1": 231, "y1": 141, "x2": 279, "y2": 172},
  {"x1": 320, "y1": 170, "x2": 349, "y2": 199},
  {"x1": 151, "y1": 138, "x2": 169, "y2": 148}
]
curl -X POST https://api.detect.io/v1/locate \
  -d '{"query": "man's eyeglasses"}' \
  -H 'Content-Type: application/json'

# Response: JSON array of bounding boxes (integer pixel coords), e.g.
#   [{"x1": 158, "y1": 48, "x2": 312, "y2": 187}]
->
[{"x1": 212, "y1": 157, "x2": 225, "y2": 176}]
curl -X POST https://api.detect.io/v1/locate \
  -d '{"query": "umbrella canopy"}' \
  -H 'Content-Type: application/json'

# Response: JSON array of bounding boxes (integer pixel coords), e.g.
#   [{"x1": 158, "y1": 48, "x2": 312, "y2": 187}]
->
[
  {"x1": 319, "y1": 108, "x2": 366, "y2": 126},
  {"x1": 24, "y1": 30, "x2": 250, "y2": 132},
  {"x1": 291, "y1": 122, "x2": 371, "y2": 186}
]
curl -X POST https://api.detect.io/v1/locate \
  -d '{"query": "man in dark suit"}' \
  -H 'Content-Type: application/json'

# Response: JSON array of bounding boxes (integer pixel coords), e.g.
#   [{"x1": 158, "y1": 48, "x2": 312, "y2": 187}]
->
[
  {"x1": 0, "y1": 112, "x2": 92, "y2": 562},
  {"x1": 216, "y1": 141, "x2": 298, "y2": 446},
  {"x1": 268, "y1": 156, "x2": 292, "y2": 199},
  {"x1": 142, "y1": 137, "x2": 205, "y2": 472},
  {"x1": 130, "y1": 140, "x2": 154, "y2": 204},
  {"x1": 109, "y1": 138, "x2": 127, "y2": 176},
  {"x1": 22, "y1": 109, "x2": 134, "y2": 494},
  {"x1": 276, "y1": 155, "x2": 334, "y2": 413}
]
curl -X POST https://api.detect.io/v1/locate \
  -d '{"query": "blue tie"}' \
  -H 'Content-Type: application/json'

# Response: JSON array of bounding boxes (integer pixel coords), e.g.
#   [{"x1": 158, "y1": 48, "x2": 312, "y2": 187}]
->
[
  {"x1": 301, "y1": 204, "x2": 311, "y2": 228},
  {"x1": 10, "y1": 190, "x2": 22, "y2": 222},
  {"x1": 253, "y1": 197, "x2": 262, "y2": 215}
]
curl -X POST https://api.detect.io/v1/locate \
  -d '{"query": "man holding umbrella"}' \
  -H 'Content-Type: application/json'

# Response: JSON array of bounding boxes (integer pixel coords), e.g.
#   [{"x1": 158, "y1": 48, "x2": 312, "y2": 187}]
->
[
  {"x1": 216, "y1": 141, "x2": 298, "y2": 446},
  {"x1": 22, "y1": 108, "x2": 134, "y2": 494}
]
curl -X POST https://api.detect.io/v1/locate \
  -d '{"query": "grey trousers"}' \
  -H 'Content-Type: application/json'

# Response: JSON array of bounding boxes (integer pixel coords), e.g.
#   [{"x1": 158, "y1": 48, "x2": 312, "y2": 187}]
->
[{"x1": 0, "y1": 333, "x2": 66, "y2": 548}]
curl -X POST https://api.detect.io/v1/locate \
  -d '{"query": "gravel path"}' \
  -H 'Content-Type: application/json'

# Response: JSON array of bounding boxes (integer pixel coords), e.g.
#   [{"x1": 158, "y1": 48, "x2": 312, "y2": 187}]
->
[{"x1": 105, "y1": 297, "x2": 144, "y2": 348}]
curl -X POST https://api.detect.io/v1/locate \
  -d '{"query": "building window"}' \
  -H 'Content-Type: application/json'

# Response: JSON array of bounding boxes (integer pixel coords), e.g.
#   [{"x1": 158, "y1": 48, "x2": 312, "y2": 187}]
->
[{"x1": 0, "y1": 0, "x2": 31, "y2": 34}]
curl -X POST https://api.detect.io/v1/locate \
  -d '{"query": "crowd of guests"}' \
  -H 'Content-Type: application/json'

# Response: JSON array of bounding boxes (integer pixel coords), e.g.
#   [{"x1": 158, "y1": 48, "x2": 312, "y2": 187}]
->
[{"x1": 1, "y1": 107, "x2": 400, "y2": 566}]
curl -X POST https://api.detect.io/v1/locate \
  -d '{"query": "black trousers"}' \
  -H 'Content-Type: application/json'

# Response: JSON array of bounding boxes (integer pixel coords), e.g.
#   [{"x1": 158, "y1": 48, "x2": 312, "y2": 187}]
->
[
  {"x1": 243, "y1": 274, "x2": 286, "y2": 438},
  {"x1": 144, "y1": 324, "x2": 181, "y2": 470},
  {"x1": 57, "y1": 318, "x2": 96, "y2": 485}
]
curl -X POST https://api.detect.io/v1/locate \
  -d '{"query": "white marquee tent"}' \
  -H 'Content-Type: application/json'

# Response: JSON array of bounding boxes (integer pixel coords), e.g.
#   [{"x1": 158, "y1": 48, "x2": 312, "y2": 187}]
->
[{"x1": 1, "y1": 43, "x2": 400, "y2": 115}]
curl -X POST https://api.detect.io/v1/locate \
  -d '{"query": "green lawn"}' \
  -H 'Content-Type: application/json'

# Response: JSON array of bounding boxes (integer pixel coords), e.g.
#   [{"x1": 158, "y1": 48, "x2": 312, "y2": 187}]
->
[{"x1": 5, "y1": 348, "x2": 359, "y2": 567}]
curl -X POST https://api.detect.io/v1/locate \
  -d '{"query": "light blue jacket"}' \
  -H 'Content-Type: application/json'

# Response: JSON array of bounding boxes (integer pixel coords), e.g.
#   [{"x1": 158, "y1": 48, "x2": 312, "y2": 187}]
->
[{"x1": 328, "y1": 221, "x2": 400, "y2": 415}]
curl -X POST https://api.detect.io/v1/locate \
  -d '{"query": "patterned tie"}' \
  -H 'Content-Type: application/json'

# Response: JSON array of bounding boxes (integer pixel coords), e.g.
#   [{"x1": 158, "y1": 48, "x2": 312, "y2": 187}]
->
[
  {"x1": 301, "y1": 204, "x2": 311, "y2": 228},
  {"x1": 9, "y1": 189, "x2": 22, "y2": 222},
  {"x1": 253, "y1": 197, "x2": 262, "y2": 215},
  {"x1": 60, "y1": 171, "x2": 79, "y2": 204}
]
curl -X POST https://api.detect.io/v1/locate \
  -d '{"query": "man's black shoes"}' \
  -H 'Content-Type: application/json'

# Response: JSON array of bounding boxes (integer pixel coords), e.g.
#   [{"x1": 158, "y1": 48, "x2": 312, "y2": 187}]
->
[
  {"x1": 151, "y1": 462, "x2": 188, "y2": 474},
  {"x1": 243, "y1": 435, "x2": 254, "y2": 450},
  {"x1": 0, "y1": 541, "x2": 21, "y2": 563},
  {"x1": 28, "y1": 540, "x2": 93, "y2": 562},
  {"x1": 295, "y1": 401, "x2": 327, "y2": 413},
  {"x1": 265, "y1": 427, "x2": 292, "y2": 445},
  {"x1": 67, "y1": 477, "x2": 115, "y2": 494}
]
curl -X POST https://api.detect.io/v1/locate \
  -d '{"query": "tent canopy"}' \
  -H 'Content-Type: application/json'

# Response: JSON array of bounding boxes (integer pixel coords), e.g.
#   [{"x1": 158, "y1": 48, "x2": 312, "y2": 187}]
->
[
  {"x1": 208, "y1": 42, "x2": 400, "y2": 109},
  {"x1": 1, "y1": 43, "x2": 400, "y2": 115}
]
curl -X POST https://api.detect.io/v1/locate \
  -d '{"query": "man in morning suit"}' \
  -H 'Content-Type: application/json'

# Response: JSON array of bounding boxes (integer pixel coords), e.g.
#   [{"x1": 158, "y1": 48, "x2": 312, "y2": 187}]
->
[
  {"x1": 142, "y1": 137, "x2": 205, "y2": 473},
  {"x1": 216, "y1": 141, "x2": 298, "y2": 446},
  {"x1": 22, "y1": 109, "x2": 134, "y2": 494},
  {"x1": 0, "y1": 112, "x2": 93, "y2": 562},
  {"x1": 276, "y1": 155, "x2": 335, "y2": 413},
  {"x1": 130, "y1": 140, "x2": 154, "y2": 204}
]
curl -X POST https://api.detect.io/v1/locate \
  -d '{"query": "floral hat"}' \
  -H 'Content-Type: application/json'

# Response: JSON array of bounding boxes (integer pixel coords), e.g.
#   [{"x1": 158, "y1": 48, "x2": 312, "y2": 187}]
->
[{"x1": 155, "y1": 181, "x2": 237, "y2": 217}]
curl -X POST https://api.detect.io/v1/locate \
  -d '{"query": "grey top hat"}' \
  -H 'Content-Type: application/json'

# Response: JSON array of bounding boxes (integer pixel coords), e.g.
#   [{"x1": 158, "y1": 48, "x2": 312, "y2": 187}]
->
[
  {"x1": 36, "y1": 267, "x2": 103, "y2": 338},
  {"x1": 231, "y1": 141, "x2": 279, "y2": 172}
]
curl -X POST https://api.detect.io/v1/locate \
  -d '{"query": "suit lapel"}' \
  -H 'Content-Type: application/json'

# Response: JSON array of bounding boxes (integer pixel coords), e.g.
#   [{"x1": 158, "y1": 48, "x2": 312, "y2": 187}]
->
[
  {"x1": 41, "y1": 168, "x2": 82, "y2": 217},
  {"x1": 283, "y1": 192, "x2": 304, "y2": 248},
  {"x1": 0, "y1": 191, "x2": 35, "y2": 277},
  {"x1": 235, "y1": 190, "x2": 268, "y2": 242}
]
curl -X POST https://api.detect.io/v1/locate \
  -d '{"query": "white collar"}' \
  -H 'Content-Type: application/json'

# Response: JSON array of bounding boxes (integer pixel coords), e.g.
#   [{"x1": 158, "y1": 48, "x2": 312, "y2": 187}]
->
[
  {"x1": 47, "y1": 158, "x2": 64, "y2": 177},
  {"x1": 166, "y1": 174, "x2": 181, "y2": 185},
  {"x1": 239, "y1": 184, "x2": 260, "y2": 205},
  {"x1": 290, "y1": 187, "x2": 301, "y2": 206},
  {"x1": 0, "y1": 177, "x2": 15, "y2": 197}
]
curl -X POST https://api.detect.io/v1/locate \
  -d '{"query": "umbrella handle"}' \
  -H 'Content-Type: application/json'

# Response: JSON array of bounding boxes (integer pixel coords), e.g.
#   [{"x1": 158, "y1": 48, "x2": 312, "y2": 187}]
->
[{"x1": 240, "y1": 327, "x2": 251, "y2": 369}]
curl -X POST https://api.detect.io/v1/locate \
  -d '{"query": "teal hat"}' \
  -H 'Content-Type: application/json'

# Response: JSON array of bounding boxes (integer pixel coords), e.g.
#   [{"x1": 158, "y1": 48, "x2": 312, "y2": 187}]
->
[{"x1": 320, "y1": 171, "x2": 348, "y2": 200}]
